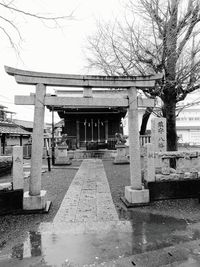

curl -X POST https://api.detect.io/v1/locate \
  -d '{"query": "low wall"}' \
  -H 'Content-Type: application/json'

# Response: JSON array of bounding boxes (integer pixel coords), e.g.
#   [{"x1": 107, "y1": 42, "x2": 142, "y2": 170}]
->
[
  {"x1": 0, "y1": 156, "x2": 12, "y2": 177},
  {"x1": 143, "y1": 144, "x2": 200, "y2": 200}
]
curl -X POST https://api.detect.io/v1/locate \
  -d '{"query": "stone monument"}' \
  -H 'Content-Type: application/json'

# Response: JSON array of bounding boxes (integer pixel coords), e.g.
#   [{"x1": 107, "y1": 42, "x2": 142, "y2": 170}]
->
[
  {"x1": 113, "y1": 133, "x2": 129, "y2": 164},
  {"x1": 55, "y1": 134, "x2": 71, "y2": 165}
]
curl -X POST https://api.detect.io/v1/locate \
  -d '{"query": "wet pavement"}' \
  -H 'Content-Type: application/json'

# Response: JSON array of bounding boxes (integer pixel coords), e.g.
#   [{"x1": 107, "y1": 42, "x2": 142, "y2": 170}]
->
[
  {"x1": 1, "y1": 159, "x2": 200, "y2": 266},
  {"x1": 2, "y1": 212, "x2": 200, "y2": 266}
]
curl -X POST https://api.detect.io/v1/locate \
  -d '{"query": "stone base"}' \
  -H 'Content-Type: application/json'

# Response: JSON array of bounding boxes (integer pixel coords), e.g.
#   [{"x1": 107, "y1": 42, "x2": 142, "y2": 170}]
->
[
  {"x1": 23, "y1": 190, "x2": 48, "y2": 210},
  {"x1": 55, "y1": 157, "x2": 71, "y2": 165},
  {"x1": 124, "y1": 186, "x2": 149, "y2": 206},
  {"x1": 113, "y1": 156, "x2": 129, "y2": 164}
]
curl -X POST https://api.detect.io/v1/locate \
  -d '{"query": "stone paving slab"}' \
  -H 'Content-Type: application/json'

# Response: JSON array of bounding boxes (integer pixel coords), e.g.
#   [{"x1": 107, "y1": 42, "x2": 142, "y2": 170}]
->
[
  {"x1": 39, "y1": 221, "x2": 132, "y2": 234},
  {"x1": 53, "y1": 159, "x2": 119, "y2": 223}
]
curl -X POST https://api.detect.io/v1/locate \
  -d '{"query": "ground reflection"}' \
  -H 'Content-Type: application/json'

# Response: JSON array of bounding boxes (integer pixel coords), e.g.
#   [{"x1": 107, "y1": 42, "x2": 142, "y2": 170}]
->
[
  {"x1": 11, "y1": 231, "x2": 42, "y2": 260},
  {"x1": 7, "y1": 211, "x2": 200, "y2": 266}
]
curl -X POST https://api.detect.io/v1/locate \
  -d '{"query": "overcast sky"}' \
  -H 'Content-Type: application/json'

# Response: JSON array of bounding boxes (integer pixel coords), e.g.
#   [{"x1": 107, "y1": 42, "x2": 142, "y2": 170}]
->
[{"x1": 0, "y1": 0, "x2": 123, "y2": 123}]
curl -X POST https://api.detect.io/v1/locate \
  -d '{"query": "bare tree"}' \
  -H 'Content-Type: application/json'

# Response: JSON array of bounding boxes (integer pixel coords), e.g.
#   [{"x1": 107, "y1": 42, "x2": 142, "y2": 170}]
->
[
  {"x1": 85, "y1": 0, "x2": 200, "y2": 151},
  {"x1": 0, "y1": 1, "x2": 74, "y2": 54}
]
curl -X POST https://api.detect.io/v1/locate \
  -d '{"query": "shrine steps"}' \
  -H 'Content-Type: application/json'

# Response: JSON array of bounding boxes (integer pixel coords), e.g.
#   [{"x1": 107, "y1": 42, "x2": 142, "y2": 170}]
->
[{"x1": 68, "y1": 149, "x2": 116, "y2": 159}]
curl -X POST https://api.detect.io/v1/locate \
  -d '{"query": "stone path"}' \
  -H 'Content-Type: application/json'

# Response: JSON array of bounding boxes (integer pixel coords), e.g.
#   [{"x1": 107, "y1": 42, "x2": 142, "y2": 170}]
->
[{"x1": 53, "y1": 159, "x2": 119, "y2": 223}]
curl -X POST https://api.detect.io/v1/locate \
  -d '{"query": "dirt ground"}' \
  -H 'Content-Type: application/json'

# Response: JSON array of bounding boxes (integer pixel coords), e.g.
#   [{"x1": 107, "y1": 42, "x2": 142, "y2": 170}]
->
[{"x1": 0, "y1": 160, "x2": 81, "y2": 248}]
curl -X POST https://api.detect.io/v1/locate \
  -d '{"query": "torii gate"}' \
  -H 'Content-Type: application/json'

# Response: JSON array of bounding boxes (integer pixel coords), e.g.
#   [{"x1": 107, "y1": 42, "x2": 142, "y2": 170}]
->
[{"x1": 5, "y1": 66, "x2": 162, "y2": 210}]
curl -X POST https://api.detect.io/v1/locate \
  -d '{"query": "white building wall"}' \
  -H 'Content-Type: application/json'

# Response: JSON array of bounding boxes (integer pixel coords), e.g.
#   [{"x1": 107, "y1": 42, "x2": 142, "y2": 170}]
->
[{"x1": 122, "y1": 104, "x2": 200, "y2": 145}]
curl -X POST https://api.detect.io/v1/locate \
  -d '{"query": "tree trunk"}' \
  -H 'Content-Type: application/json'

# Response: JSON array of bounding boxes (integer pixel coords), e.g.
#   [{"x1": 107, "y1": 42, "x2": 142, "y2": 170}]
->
[
  {"x1": 162, "y1": 99, "x2": 177, "y2": 151},
  {"x1": 162, "y1": 0, "x2": 178, "y2": 151},
  {"x1": 139, "y1": 107, "x2": 153, "y2": 135}
]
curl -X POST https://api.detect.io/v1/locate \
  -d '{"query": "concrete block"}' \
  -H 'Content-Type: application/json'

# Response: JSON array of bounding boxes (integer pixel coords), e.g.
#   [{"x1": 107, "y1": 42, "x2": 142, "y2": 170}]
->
[
  {"x1": 23, "y1": 190, "x2": 47, "y2": 210},
  {"x1": 125, "y1": 186, "x2": 149, "y2": 204}
]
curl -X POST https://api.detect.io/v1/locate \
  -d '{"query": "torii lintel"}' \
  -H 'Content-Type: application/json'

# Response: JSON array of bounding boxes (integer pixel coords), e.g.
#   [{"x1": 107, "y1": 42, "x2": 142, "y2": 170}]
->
[{"x1": 5, "y1": 66, "x2": 163, "y2": 88}]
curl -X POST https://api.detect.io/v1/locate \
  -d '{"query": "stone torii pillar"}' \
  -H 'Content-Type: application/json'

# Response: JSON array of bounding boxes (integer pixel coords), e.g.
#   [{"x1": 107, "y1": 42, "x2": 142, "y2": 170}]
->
[
  {"x1": 23, "y1": 83, "x2": 48, "y2": 210},
  {"x1": 124, "y1": 87, "x2": 149, "y2": 205}
]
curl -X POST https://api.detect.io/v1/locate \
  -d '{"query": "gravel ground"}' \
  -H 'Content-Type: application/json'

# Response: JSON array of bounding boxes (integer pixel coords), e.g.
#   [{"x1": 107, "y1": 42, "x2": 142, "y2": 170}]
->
[
  {"x1": 103, "y1": 159, "x2": 200, "y2": 222},
  {"x1": 1, "y1": 158, "x2": 200, "y2": 250},
  {"x1": 0, "y1": 160, "x2": 81, "y2": 248}
]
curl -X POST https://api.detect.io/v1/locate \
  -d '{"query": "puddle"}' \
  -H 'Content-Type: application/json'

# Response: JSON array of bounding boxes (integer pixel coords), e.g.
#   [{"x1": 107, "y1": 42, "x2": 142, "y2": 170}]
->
[{"x1": 1, "y1": 212, "x2": 200, "y2": 266}]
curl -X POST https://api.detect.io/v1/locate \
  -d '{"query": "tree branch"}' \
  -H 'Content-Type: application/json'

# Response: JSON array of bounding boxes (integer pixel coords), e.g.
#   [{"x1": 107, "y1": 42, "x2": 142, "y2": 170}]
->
[
  {"x1": 177, "y1": 5, "x2": 200, "y2": 57},
  {"x1": 0, "y1": 2, "x2": 74, "y2": 21}
]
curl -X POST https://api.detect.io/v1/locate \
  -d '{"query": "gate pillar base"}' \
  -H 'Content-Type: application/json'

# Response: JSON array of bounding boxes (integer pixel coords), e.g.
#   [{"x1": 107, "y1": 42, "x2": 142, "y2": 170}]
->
[
  {"x1": 123, "y1": 186, "x2": 149, "y2": 207},
  {"x1": 23, "y1": 190, "x2": 48, "y2": 210}
]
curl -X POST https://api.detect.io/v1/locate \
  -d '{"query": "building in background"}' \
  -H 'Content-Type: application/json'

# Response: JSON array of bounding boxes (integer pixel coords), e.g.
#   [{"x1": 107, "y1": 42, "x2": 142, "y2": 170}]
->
[
  {"x1": 176, "y1": 106, "x2": 200, "y2": 145},
  {"x1": 0, "y1": 105, "x2": 31, "y2": 154}
]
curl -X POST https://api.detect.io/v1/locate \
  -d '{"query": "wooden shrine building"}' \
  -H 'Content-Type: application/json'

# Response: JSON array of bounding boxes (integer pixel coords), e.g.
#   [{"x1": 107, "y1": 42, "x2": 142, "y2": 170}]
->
[{"x1": 49, "y1": 89, "x2": 127, "y2": 150}]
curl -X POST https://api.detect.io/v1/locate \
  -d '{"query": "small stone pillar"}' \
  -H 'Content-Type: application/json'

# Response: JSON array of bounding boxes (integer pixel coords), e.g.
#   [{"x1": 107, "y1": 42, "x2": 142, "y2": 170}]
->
[
  {"x1": 55, "y1": 145, "x2": 71, "y2": 165},
  {"x1": 190, "y1": 153, "x2": 199, "y2": 178},
  {"x1": 124, "y1": 87, "x2": 149, "y2": 206},
  {"x1": 12, "y1": 146, "x2": 24, "y2": 190},
  {"x1": 23, "y1": 83, "x2": 48, "y2": 211},
  {"x1": 114, "y1": 144, "x2": 129, "y2": 164},
  {"x1": 176, "y1": 156, "x2": 185, "y2": 178}
]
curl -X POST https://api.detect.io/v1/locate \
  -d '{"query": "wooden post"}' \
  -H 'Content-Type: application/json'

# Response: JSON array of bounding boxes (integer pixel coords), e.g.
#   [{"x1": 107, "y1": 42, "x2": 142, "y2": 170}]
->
[
  {"x1": 105, "y1": 120, "x2": 108, "y2": 142},
  {"x1": 2, "y1": 134, "x2": 5, "y2": 155},
  {"x1": 30, "y1": 83, "x2": 46, "y2": 196},
  {"x1": 76, "y1": 120, "x2": 80, "y2": 148},
  {"x1": 98, "y1": 119, "x2": 100, "y2": 142},
  {"x1": 128, "y1": 87, "x2": 142, "y2": 190},
  {"x1": 20, "y1": 135, "x2": 23, "y2": 146},
  {"x1": 91, "y1": 119, "x2": 94, "y2": 142},
  {"x1": 84, "y1": 119, "x2": 87, "y2": 143},
  {"x1": 51, "y1": 106, "x2": 55, "y2": 165}
]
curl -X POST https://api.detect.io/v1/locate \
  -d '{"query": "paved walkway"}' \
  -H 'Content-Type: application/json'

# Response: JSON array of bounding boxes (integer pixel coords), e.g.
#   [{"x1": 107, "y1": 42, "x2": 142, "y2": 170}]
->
[{"x1": 53, "y1": 159, "x2": 119, "y2": 223}]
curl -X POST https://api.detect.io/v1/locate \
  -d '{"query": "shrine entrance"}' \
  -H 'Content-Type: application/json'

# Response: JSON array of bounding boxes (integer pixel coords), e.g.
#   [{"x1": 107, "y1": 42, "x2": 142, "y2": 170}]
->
[
  {"x1": 79, "y1": 118, "x2": 106, "y2": 144},
  {"x1": 5, "y1": 65, "x2": 162, "y2": 210}
]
